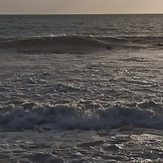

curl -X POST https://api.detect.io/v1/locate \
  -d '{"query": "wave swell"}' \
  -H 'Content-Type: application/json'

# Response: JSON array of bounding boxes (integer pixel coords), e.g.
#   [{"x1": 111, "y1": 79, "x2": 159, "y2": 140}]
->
[
  {"x1": 0, "y1": 101, "x2": 162, "y2": 130},
  {"x1": 0, "y1": 35, "x2": 163, "y2": 54},
  {"x1": 0, "y1": 36, "x2": 108, "y2": 54}
]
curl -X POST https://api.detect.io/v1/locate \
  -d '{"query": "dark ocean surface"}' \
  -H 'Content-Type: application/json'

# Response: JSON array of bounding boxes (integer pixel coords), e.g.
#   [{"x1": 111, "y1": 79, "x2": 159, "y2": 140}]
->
[{"x1": 0, "y1": 14, "x2": 163, "y2": 162}]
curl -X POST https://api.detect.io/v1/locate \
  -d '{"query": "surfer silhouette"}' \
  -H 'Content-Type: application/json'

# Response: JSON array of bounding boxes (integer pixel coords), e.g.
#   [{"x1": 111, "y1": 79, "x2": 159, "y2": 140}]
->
[{"x1": 157, "y1": 42, "x2": 162, "y2": 46}]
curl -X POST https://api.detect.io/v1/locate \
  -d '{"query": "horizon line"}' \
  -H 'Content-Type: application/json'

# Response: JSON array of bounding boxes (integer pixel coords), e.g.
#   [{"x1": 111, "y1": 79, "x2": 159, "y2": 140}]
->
[{"x1": 0, "y1": 13, "x2": 163, "y2": 15}]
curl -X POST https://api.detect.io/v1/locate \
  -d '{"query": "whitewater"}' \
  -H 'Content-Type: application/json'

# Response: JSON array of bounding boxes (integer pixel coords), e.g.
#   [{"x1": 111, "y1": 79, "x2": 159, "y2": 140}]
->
[{"x1": 0, "y1": 14, "x2": 163, "y2": 162}]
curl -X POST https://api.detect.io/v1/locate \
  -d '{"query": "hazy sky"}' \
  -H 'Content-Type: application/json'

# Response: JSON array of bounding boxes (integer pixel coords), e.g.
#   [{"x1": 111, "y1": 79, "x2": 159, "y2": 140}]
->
[{"x1": 0, "y1": 0, "x2": 163, "y2": 14}]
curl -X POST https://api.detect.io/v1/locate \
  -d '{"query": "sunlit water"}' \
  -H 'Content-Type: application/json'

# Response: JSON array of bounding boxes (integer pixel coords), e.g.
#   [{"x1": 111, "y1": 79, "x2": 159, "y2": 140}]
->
[{"x1": 0, "y1": 14, "x2": 163, "y2": 162}]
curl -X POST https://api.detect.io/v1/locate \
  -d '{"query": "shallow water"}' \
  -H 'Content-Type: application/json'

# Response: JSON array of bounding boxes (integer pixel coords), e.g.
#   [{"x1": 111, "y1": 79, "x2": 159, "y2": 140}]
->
[
  {"x1": 0, "y1": 128, "x2": 163, "y2": 162},
  {"x1": 0, "y1": 14, "x2": 163, "y2": 162},
  {"x1": 0, "y1": 49, "x2": 162, "y2": 162},
  {"x1": 0, "y1": 49, "x2": 162, "y2": 130}
]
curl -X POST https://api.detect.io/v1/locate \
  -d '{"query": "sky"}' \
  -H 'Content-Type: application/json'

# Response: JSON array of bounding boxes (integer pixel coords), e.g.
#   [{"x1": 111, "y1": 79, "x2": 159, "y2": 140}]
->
[{"x1": 0, "y1": 0, "x2": 163, "y2": 14}]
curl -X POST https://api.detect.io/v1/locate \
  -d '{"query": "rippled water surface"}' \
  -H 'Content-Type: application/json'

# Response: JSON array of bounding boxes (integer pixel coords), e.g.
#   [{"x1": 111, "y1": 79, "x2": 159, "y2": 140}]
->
[{"x1": 0, "y1": 14, "x2": 163, "y2": 162}]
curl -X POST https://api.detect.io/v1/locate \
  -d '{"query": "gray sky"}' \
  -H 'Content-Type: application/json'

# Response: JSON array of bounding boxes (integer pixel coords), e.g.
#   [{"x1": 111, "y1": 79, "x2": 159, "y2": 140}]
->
[{"x1": 0, "y1": 0, "x2": 163, "y2": 14}]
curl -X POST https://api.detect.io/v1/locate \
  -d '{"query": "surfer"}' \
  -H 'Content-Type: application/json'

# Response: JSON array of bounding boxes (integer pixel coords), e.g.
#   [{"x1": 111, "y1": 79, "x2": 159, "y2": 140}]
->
[
  {"x1": 156, "y1": 42, "x2": 162, "y2": 46},
  {"x1": 106, "y1": 45, "x2": 112, "y2": 50}
]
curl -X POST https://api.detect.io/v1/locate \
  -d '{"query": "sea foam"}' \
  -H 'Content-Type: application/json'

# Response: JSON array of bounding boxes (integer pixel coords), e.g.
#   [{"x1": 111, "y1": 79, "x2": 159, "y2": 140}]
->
[{"x1": 0, "y1": 101, "x2": 162, "y2": 130}]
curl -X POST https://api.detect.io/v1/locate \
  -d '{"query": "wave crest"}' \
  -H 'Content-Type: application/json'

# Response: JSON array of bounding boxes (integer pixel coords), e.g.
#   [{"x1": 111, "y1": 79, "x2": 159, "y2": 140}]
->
[
  {"x1": 1, "y1": 35, "x2": 163, "y2": 54},
  {"x1": 0, "y1": 101, "x2": 162, "y2": 130},
  {"x1": 0, "y1": 35, "x2": 109, "y2": 54}
]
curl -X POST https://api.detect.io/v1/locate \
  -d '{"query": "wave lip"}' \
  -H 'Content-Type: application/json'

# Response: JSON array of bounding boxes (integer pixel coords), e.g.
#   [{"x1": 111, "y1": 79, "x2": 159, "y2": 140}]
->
[
  {"x1": 1, "y1": 35, "x2": 163, "y2": 54},
  {"x1": 0, "y1": 101, "x2": 162, "y2": 130},
  {"x1": 0, "y1": 35, "x2": 109, "y2": 54}
]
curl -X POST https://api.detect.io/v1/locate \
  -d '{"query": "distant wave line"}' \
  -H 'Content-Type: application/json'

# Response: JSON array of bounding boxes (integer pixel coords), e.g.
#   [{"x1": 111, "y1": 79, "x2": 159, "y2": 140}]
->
[{"x1": 0, "y1": 35, "x2": 163, "y2": 54}]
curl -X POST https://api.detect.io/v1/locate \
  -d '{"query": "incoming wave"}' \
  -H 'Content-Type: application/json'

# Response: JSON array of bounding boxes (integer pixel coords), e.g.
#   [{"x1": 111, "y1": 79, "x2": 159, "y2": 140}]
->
[
  {"x1": 0, "y1": 35, "x2": 109, "y2": 54},
  {"x1": 0, "y1": 100, "x2": 162, "y2": 130},
  {"x1": 0, "y1": 35, "x2": 163, "y2": 54}
]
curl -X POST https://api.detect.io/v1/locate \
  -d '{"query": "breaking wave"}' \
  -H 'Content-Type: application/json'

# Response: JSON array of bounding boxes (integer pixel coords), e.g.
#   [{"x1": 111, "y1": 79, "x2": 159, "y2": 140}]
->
[
  {"x1": 0, "y1": 100, "x2": 162, "y2": 130},
  {"x1": 0, "y1": 35, "x2": 163, "y2": 54}
]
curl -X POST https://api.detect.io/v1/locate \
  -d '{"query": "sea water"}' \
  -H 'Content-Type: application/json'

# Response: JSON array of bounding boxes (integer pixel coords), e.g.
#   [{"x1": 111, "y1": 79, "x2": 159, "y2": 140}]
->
[{"x1": 0, "y1": 14, "x2": 163, "y2": 162}]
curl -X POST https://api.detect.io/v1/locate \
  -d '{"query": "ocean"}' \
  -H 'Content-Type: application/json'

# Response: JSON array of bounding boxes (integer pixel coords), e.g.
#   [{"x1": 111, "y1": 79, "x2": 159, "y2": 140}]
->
[{"x1": 0, "y1": 14, "x2": 163, "y2": 162}]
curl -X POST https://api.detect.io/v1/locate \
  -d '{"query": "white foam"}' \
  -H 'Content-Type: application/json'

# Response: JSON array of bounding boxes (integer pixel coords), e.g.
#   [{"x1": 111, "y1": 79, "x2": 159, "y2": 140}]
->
[{"x1": 0, "y1": 102, "x2": 162, "y2": 130}]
